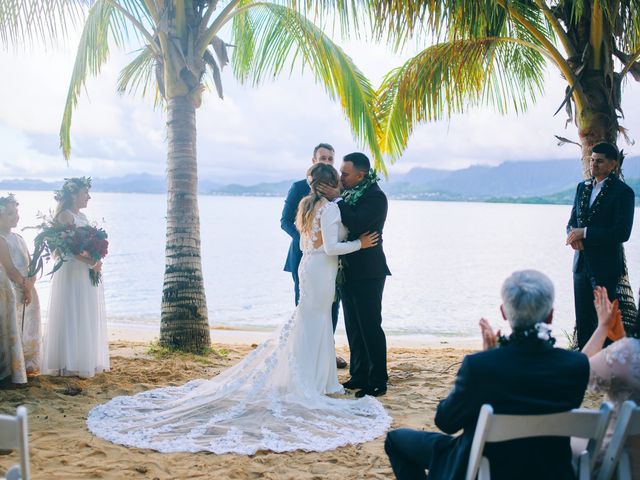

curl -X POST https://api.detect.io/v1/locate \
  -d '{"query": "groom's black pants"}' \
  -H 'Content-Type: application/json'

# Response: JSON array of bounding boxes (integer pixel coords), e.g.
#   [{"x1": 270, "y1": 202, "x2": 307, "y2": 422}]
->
[
  {"x1": 573, "y1": 265, "x2": 617, "y2": 349},
  {"x1": 340, "y1": 277, "x2": 388, "y2": 388}
]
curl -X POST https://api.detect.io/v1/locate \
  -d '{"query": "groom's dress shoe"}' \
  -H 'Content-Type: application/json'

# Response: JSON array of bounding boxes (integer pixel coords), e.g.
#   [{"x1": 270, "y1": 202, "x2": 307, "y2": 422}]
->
[
  {"x1": 336, "y1": 356, "x2": 348, "y2": 369},
  {"x1": 355, "y1": 386, "x2": 387, "y2": 398},
  {"x1": 342, "y1": 379, "x2": 367, "y2": 390}
]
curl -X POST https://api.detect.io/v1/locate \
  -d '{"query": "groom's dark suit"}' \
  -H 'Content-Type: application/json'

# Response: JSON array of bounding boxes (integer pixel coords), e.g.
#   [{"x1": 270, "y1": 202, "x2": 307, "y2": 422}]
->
[
  {"x1": 567, "y1": 174, "x2": 635, "y2": 348},
  {"x1": 385, "y1": 341, "x2": 589, "y2": 480},
  {"x1": 281, "y1": 179, "x2": 340, "y2": 329},
  {"x1": 337, "y1": 182, "x2": 391, "y2": 389}
]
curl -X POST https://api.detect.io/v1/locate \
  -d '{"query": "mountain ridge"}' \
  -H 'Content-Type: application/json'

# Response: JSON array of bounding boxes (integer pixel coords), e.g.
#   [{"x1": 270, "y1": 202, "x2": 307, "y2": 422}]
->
[{"x1": 2, "y1": 157, "x2": 639, "y2": 204}]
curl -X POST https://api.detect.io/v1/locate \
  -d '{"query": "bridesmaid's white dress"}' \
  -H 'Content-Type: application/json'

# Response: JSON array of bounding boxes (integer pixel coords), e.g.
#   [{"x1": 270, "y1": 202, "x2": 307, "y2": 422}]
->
[
  {"x1": 43, "y1": 211, "x2": 109, "y2": 378},
  {"x1": 87, "y1": 200, "x2": 391, "y2": 454}
]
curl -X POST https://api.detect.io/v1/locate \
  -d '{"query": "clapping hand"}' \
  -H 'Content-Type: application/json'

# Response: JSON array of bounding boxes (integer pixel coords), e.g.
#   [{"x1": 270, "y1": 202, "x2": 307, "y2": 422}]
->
[
  {"x1": 479, "y1": 318, "x2": 499, "y2": 351},
  {"x1": 593, "y1": 286, "x2": 624, "y2": 340}
]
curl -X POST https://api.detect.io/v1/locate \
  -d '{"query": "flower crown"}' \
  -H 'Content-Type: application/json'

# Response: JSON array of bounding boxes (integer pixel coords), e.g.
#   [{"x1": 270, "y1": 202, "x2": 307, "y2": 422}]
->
[
  {"x1": 0, "y1": 193, "x2": 17, "y2": 216},
  {"x1": 54, "y1": 177, "x2": 92, "y2": 202}
]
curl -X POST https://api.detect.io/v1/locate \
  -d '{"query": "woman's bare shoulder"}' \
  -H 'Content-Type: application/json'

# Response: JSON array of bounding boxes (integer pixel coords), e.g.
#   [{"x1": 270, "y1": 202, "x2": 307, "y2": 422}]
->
[{"x1": 56, "y1": 210, "x2": 74, "y2": 225}]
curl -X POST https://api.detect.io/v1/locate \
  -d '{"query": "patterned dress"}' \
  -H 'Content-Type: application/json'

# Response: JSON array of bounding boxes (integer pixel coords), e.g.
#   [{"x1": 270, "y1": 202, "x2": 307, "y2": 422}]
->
[
  {"x1": 0, "y1": 232, "x2": 42, "y2": 383},
  {"x1": 589, "y1": 338, "x2": 640, "y2": 477}
]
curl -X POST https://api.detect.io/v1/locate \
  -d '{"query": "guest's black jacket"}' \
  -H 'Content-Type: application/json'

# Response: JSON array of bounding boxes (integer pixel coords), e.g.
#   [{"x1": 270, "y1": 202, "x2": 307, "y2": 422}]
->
[
  {"x1": 567, "y1": 175, "x2": 635, "y2": 281},
  {"x1": 337, "y1": 183, "x2": 391, "y2": 281},
  {"x1": 427, "y1": 342, "x2": 589, "y2": 480}
]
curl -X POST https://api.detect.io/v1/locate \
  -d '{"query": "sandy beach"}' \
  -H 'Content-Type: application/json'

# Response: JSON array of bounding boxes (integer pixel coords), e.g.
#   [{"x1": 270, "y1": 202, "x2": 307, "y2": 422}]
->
[{"x1": 0, "y1": 328, "x2": 597, "y2": 479}]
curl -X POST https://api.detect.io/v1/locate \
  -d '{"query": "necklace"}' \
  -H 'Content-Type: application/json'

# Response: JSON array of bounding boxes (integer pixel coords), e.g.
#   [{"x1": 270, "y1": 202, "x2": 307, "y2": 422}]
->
[
  {"x1": 576, "y1": 174, "x2": 614, "y2": 227},
  {"x1": 498, "y1": 323, "x2": 556, "y2": 348},
  {"x1": 342, "y1": 169, "x2": 380, "y2": 206}
]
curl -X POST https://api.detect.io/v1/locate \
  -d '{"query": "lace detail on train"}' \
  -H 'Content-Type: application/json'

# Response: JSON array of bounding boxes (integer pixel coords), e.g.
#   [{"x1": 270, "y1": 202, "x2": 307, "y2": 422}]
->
[{"x1": 87, "y1": 201, "x2": 390, "y2": 454}]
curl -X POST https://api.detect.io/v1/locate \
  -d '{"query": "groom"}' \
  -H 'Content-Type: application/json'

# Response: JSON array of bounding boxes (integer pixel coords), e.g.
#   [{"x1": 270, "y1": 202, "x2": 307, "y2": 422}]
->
[{"x1": 320, "y1": 152, "x2": 391, "y2": 398}]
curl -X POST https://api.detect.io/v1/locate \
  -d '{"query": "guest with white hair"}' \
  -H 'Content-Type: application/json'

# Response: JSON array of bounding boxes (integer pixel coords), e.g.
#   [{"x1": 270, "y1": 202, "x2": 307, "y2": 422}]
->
[{"x1": 385, "y1": 269, "x2": 590, "y2": 480}]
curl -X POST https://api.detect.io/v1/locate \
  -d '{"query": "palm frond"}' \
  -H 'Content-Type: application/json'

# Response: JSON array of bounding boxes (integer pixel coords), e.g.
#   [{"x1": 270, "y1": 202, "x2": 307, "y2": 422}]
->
[
  {"x1": 0, "y1": 0, "x2": 88, "y2": 49},
  {"x1": 117, "y1": 45, "x2": 159, "y2": 103},
  {"x1": 203, "y1": 48, "x2": 224, "y2": 98},
  {"x1": 231, "y1": 2, "x2": 384, "y2": 170},
  {"x1": 377, "y1": 37, "x2": 545, "y2": 158},
  {"x1": 293, "y1": 0, "x2": 368, "y2": 41},
  {"x1": 59, "y1": 1, "x2": 121, "y2": 159},
  {"x1": 0, "y1": 0, "x2": 81, "y2": 49},
  {"x1": 612, "y1": 0, "x2": 640, "y2": 58}
]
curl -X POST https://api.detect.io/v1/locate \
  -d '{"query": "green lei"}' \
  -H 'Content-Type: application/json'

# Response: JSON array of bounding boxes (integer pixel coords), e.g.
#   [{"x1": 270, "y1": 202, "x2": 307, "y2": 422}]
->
[
  {"x1": 576, "y1": 173, "x2": 614, "y2": 227},
  {"x1": 335, "y1": 169, "x2": 380, "y2": 286},
  {"x1": 342, "y1": 169, "x2": 380, "y2": 206}
]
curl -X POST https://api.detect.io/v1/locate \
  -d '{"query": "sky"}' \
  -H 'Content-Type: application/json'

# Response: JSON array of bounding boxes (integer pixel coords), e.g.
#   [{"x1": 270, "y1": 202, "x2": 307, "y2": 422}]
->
[{"x1": 1, "y1": 16, "x2": 640, "y2": 184}]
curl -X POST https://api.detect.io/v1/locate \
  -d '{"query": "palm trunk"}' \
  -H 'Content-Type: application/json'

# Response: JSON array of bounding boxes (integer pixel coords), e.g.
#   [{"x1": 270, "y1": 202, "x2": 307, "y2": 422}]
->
[
  {"x1": 578, "y1": 76, "x2": 638, "y2": 337},
  {"x1": 159, "y1": 95, "x2": 211, "y2": 352},
  {"x1": 577, "y1": 71, "x2": 619, "y2": 174}
]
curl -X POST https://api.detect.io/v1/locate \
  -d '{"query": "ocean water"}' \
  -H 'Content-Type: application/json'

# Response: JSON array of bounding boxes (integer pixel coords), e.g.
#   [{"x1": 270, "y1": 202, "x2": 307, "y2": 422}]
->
[{"x1": 10, "y1": 191, "x2": 640, "y2": 339}]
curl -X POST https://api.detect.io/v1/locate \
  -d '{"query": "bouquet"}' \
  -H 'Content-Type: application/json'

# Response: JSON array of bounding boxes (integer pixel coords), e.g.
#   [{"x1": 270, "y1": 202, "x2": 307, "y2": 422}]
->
[{"x1": 28, "y1": 214, "x2": 109, "y2": 286}]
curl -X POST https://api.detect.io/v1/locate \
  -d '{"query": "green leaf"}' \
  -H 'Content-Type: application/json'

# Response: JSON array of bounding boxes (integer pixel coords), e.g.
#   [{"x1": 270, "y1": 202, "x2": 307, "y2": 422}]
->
[
  {"x1": 0, "y1": 0, "x2": 85, "y2": 50},
  {"x1": 232, "y1": 2, "x2": 384, "y2": 170},
  {"x1": 59, "y1": 0, "x2": 152, "y2": 159},
  {"x1": 117, "y1": 45, "x2": 159, "y2": 103},
  {"x1": 377, "y1": 37, "x2": 545, "y2": 158}
]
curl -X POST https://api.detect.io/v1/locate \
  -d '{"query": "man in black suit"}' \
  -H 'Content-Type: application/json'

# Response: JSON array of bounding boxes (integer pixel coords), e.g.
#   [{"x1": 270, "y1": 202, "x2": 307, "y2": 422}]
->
[
  {"x1": 384, "y1": 270, "x2": 589, "y2": 480},
  {"x1": 566, "y1": 142, "x2": 635, "y2": 348},
  {"x1": 280, "y1": 143, "x2": 345, "y2": 368},
  {"x1": 319, "y1": 152, "x2": 391, "y2": 398}
]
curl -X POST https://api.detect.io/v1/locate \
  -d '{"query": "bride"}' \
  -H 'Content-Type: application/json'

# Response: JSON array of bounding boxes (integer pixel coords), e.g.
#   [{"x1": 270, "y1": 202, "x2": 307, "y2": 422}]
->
[{"x1": 88, "y1": 163, "x2": 392, "y2": 454}]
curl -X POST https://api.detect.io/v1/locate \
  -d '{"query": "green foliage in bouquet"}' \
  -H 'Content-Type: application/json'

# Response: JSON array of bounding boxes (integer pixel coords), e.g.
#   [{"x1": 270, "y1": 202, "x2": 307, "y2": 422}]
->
[{"x1": 27, "y1": 213, "x2": 109, "y2": 286}]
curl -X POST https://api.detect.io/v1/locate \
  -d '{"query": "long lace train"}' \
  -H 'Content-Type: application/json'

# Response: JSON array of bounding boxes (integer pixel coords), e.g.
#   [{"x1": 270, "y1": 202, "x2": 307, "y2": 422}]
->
[{"x1": 87, "y1": 202, "x2": 391, "y2": 454}]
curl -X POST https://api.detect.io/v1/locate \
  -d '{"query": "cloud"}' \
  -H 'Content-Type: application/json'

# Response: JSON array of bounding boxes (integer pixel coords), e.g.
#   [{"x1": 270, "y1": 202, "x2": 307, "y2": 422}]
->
[{"x1": 1, "y1": 24, "x2": 639, "y2": 184}]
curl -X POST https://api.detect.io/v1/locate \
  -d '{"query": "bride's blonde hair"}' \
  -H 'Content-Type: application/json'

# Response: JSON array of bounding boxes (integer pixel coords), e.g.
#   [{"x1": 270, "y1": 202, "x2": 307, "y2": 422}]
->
[{"x1": 295, "y1": 163, "x2": 339, "y2": 235}]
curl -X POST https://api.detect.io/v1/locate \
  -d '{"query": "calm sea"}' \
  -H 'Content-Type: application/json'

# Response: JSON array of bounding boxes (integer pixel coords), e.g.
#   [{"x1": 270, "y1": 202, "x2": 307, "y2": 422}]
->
[{"x1": 10, "y1": 191, "x2": 640, "y2": 339}]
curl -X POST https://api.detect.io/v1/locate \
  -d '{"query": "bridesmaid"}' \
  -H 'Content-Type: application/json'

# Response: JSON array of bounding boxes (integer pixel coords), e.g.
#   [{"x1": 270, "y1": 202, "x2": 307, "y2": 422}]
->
[
  {"x1": 42, "y1": 178, "x2": 109, "y2": 378},
  {"x1": 0, "y1": 194, "x2": 41, "y2": 383}
]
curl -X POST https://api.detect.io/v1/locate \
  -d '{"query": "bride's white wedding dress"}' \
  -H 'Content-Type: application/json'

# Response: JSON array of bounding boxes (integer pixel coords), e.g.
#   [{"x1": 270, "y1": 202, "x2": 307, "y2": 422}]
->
[{"x1": 87, "y1": 200, "x2": 391, "y2": 454}]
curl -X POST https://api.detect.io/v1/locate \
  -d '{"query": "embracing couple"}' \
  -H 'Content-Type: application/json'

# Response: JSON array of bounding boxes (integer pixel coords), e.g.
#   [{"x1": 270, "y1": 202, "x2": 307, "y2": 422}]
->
[
  {"x1": 86, "y1": 147, "x2": 392, "y2": 455},
  {"x1": 281, "y1": 144, "x2": 391, "y2": 398}
]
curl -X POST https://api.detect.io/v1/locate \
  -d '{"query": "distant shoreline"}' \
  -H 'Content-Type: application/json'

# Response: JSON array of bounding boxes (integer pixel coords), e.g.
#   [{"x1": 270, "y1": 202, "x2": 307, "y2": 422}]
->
[
  {"x1": 0, "y1": 184, "x2": 580, "y2": 205},
  {"x1": 4, "y1": 157, "x2": 640, "y2": 204}
]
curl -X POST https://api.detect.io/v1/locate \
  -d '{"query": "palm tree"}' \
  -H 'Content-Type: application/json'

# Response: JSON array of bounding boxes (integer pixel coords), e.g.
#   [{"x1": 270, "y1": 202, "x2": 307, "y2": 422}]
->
[
  {"x1": 339, "y1": 0, "x2": 640, "y2": 336},
  {"x1": 1, "y1": 1, "x2": 382, "y2": 352}
]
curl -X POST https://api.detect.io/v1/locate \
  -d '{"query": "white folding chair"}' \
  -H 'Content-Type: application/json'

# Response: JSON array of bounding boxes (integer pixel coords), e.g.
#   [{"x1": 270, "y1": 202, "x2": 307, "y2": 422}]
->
[
  {"x1": 465, "y1": 403, "x2": 612, "y2": 480},
  {"x1": 0, "y1": 406, "x2": 30, "y2": 480},
  {"x1": 597, "y1": 400, "x2": 640, "y2": 480}
]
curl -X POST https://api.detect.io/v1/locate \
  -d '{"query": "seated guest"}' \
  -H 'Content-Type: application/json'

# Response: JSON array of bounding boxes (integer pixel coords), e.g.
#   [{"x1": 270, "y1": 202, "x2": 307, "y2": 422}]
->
[
  {"x1": 385, "y1": 270, "x2": 590, "y2": 480},
  {"x1": 582, "y1": 286, "x2": 640, "y2": 478}
]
